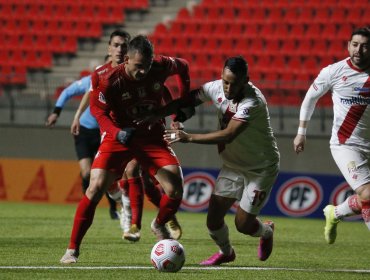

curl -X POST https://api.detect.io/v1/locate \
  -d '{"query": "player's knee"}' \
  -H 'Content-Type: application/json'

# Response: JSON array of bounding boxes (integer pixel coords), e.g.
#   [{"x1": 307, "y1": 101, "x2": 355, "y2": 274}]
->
[
  {"x1": 166, "y1": 187, "x2": 183, "y2": 199},
  {"x1": 357, "y1": 184, "x2": 370, "y2": 201}
]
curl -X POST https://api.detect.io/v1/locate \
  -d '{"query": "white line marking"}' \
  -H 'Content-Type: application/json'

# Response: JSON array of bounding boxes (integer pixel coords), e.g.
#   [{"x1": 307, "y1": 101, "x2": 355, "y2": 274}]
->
[{"x1": 0, "y1": 266, "x2": 369, "y2": 273}]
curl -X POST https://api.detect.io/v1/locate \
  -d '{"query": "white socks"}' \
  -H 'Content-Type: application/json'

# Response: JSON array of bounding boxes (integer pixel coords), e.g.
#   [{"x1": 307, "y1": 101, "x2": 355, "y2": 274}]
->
[{"x1": 208, "y1": 224, "x2": 233, "y2": 255}]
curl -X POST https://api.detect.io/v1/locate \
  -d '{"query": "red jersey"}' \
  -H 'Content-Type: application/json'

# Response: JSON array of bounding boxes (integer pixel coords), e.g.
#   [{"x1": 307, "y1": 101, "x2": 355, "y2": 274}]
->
[
  {"x1": 90, "y1": 55, "x2": 190, "y2": 146},
  {"x1": 91, "y1": 61, "x2": 115, "y2": 90}
]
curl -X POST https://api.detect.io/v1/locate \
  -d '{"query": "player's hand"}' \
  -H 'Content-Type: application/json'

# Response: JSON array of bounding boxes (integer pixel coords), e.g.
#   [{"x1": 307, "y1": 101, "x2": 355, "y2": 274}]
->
[
  {"x1": 116, "y1": 128, "x2": 136, "y2": 145},
  {"x1": 293, "y1": 134, "x2": 306, "y2": 154},
  {"x1": 170, "y1": 121, "x2": 184, "y2": 130},
  {"x1": 70, "y1": 119, "x2": 80, "y2": 135},
  {"x1": 164, "y1": 129, "x2": 190, "y2": 144},
  {"x1": 45, "y1": 113, "x2": 58, "y2": 128}
]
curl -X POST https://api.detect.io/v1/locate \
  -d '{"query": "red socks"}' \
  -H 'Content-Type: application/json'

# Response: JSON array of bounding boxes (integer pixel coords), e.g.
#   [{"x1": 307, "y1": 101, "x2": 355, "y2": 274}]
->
[
  {"x1": 127, "y1": 177, "x2": 144, "y2": 229},
  {"x1": 69, "y1": 195, "x2": 98, "y2": 250},
  {"x1": 361, "y1": 199, "x2": 370, "y2": 228},
  {"x1": 156, "y1": 194, "x2": 181, "y2": 225}
]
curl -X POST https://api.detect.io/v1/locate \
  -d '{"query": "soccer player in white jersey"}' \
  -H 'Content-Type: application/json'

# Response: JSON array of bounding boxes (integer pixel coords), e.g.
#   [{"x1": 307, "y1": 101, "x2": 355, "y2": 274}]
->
[
  {"x1": 293, "y1": 27, "x2": 370, "y2": 244},
  {"x1": 141, "y1": 56, "x2": 280, "y2": 265}
]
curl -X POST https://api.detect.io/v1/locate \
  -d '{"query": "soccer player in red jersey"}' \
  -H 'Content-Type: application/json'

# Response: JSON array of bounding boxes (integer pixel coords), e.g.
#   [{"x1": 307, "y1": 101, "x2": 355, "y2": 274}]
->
[{"x1": 60, "y1": 35, "x2": 189, "y2": 264}]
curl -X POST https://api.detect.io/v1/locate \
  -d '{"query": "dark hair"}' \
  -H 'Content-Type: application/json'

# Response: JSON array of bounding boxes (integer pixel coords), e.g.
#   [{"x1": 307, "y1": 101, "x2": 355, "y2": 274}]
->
[
  {"x1": 350, "y1": 27, "x2": 370, "y2": 41},
  {"x1": 224, "y1": 56, "x2": 248, "y2": 78},
  {"x1": 127, "y1": 35, "x2": 154, "y2": 59},
  {"x1": 109, "y1": 30, "x2": 131, "y2": 44}
]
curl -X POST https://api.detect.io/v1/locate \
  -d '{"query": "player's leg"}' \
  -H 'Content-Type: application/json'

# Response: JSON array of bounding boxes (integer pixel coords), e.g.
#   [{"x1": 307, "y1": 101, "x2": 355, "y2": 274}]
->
[
  {"x1": 60, "y1": 168, "x2": 118, "y2": 264},
  {"x1": 78, "y1": 158, "x2": 92, "y2": 193},
  {"x1": 328, "y1": 146, "x2": 370, "y2": 243},
  {"x1": 199, "y1": 194, "x2": 236, "y2": 266},
  {"x1": 355, "y1": 183, "x2": 370, "y2": 229},
  {"x1": 117, "y1": 175, "x2": 132, "y2": 237},
  {"x1": 142, "y1": 171, "x2": 183, "y2": 240},
  {"x1": 122, "y1": 159, "x2": 143, "y2": 242},
  {"x1": 236, "y1": 165, "x2": 277, "y2": 261},
  {"x1": 151, "y1": 164, "x2": 183, "y2": 240}
]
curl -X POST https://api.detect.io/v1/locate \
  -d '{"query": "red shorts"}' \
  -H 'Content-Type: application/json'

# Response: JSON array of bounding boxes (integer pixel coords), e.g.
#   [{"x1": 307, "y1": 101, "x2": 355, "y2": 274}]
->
[{"x1": 92, "y1": 136, "x2": 179, "y2": 178}]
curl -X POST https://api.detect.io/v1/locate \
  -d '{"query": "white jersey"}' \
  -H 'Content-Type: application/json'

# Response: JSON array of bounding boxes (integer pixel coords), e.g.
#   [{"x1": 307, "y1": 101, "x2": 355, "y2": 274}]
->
[
  {"x1": 300, "y1": 58, "x2": 370, "y2": 149},
  {"x1": 198, "y1": 80, "x2": 280, "y2": 171}
]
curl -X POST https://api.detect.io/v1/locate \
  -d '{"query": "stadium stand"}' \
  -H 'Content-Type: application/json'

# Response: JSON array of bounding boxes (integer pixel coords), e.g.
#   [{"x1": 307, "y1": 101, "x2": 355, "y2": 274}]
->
[{"x1": 1, "y1": 0, "x2": 369, "y2": 111}]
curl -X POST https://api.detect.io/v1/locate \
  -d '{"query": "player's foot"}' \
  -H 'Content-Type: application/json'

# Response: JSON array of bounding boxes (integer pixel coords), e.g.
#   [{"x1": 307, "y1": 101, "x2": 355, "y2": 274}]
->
[
  {"x1": 166, "y1": 216, "x2": 182, "y2": 240},
  {"x1": 123, "y1": 224, "x2": 141, "y2": 242},
  {"x1": 151, "y1": 219, "x2": 172, "y2": 240},
  {"x1": 258, "y1": 221, "x2": 274, "y2": 261},
  {"x1": 323, "y1": 205, "x2": 339, "y2": 244},
  {"x1": 199, "y1": 249, "x2": 236, "y2": 266},
  {"x1": 60, "y1": 249, "x2": 79, "y2": 264},
  {"x1": 110, "y1": 209, "x2": 119, "y2": 220}
]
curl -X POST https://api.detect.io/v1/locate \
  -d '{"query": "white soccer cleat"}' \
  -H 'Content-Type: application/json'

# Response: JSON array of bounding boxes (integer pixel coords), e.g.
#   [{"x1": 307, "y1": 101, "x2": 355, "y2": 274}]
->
[
  {"x1": 151, "y1": 219, "x2": 172, "y2": 240},
  {"x1": 166, "y1": 216, "x2": 182, "y2": 240},
  {"x1": 60, "y1": 249, "x2": 79, "y2": 264}
]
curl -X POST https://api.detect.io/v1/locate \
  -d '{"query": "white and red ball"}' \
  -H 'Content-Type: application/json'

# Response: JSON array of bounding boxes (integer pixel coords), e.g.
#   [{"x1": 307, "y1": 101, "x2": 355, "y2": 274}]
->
[{"x1": 150, "y1": 239, "x2": 185, "y2": 272}]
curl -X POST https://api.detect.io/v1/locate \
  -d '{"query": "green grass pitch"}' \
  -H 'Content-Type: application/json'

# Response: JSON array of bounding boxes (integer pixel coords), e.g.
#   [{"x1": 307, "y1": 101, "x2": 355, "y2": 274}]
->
[{"x1": 0, "y1": 202, "x2": 369, "y2": 280}]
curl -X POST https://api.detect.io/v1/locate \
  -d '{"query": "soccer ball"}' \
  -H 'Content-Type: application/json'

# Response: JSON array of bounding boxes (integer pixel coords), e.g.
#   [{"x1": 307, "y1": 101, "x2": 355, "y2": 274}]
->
[{"x1": 150, "y1": 239, "x2": 185, "y2": 272}]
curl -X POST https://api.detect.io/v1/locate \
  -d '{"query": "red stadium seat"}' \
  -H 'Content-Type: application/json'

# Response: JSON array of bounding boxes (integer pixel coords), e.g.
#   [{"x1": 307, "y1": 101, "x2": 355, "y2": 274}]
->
[
  {"x1": 313, "y1": 8, "x2": 330, "y2": 24},
  {"x1": 330, "y1": 7, "x2": 346, "y2": 23}
]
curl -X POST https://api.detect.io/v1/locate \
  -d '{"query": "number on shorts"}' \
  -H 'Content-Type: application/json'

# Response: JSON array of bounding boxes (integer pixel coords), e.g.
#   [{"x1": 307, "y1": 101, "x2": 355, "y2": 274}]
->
[{"x1": 252, "y1": 190, "x2": 267, "y2": 207}]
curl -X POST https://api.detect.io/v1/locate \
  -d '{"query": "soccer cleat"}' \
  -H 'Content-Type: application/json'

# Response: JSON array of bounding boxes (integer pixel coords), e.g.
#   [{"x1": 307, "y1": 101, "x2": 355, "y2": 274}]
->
[
  {"x1": 199, "y1": 249, "x2": 236, "y2": 266},
  {"x1": 123, "y1": 224, "x2": 141, "y2": 242},
  {"x1": 151, "y1": 219, "x2": 172, "y2": 240},
  {"x1": 166, "y1": 216, "x2": 182, "y2": 240},
  {"x1": 323, "y1": 205, "x2": 339, "y2": 244},
  {"x1": 258, "y1": 221, "x2": 274, "y2": 261},
  {"x1": 60, "y1": 249, "x2": 79, "y2": 264}
]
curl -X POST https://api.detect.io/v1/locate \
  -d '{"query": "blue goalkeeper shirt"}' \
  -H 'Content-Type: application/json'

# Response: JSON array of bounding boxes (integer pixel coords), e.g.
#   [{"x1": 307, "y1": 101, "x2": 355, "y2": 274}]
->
[{"x1": 54, "y1": 76, "x2": 99, "y2": 129}]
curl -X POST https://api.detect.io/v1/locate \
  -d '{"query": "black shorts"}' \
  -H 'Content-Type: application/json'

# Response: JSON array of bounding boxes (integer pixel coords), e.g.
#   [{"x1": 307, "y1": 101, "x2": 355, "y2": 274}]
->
[{"x1": 73, "y1": 126, "x2": 101, "y2": 160}]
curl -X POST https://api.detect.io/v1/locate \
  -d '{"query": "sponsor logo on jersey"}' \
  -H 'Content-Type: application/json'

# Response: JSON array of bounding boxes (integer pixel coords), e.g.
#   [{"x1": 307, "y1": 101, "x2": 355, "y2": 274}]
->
[
  {"x1": 217, "y1": 97, "x2": 223, "y2": 103},
  {"x1": 276, "y1": 176, "x2": 323, "y2": 217},
  {"x1": 342, "y1": 76, "x2": 347, "y2": 82},
  {"x1": 340, "y1": 96, "x2": 370, "y2": 105},
  {"x1": 121, "y1": 92, "x2": 131, "y2": 100},
  {"x1": 98, "y1": 92, "x2": 106, "y2": 104},
  {"x1": 180, "y1": 172, "x2": 215, "y2": 212},
  {"x1": 138, "y1": 87, "x2": 146, "y2": 98},
  {"x1": 153, "y1": 83, "x2": 161, "y2": 92},
  {"x1": 313, "y1": 83, "x2": 318, "y2": 91}
]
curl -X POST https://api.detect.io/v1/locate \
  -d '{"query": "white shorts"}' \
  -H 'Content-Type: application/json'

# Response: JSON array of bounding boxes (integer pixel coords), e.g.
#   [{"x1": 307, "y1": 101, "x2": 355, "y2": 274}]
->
[
  {"x1": 331, "y1": 144, "x2": 370, "y2": 190},
  {"x1": 214, "y1": 163, "x2": 279, "y2": 215}
]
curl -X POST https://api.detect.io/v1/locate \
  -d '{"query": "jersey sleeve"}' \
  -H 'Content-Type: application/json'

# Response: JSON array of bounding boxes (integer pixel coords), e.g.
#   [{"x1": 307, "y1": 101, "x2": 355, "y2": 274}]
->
[
  {"x1": 89, "y1": 84, "x2": 121, "y2": 139},
  {"x1": 55, "y1": 76, "x2": 91, "y2": 108},
  {"x1": 300, "y1": 66, "x2": 332, "y2": 121},
  {"x1": 159, "y1": 56, "x2": 190, "y2": 99}
]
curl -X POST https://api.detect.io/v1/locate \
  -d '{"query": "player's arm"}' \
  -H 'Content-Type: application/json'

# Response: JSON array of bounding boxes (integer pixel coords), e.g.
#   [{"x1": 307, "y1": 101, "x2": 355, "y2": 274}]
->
[
  {"x1": 134, "y1": 88, "x2": 200, "y2": 126},
  {"x1": 293, "y1": 67, "x2": 331, "y2": 154},
  {"x1": 70, "y1": 89, "x2": 91, "y2": 135},
  {"x1": 90, "y1": 87, "x2": 134, "y2": 145},
  {"x1": 165, "y1": 118, "x2": 247, "y2": 144},
  {"x1": 46, "y1": 77, "x2": 90, "y2": 127}
]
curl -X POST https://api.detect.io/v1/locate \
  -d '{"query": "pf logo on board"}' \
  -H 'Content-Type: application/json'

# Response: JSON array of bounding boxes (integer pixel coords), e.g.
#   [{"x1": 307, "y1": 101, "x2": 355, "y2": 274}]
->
[
  {"x1": 277, "y1": 177, "x2": 323, "y2": 217},
  {"x1": 180, "y1": 172, "x2": 215, "y2": 212}
]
